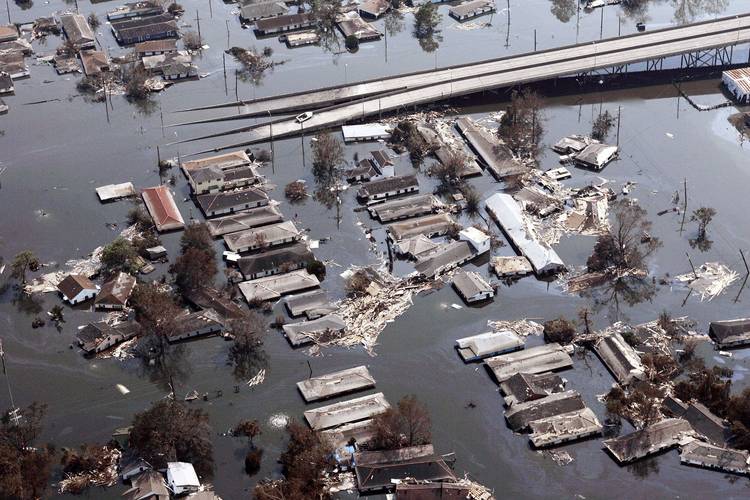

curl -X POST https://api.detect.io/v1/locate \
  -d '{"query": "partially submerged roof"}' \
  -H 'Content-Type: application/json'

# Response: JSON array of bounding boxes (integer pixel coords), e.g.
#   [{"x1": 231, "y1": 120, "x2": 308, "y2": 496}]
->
[
  {"x1": 709, "y1": 318, "x2": 750, "y2": 347},
  {"x1": 57, "y1": 274, "x2": 97, "y2": 300},
  {"x1": 284, "y1": 289, "x2": 333, "y2": 317},
  {"x1": 353, "y1": 445, "x2": 456, "y2": 493},
  {"x1": 282, "y1": 314, "x2": 346, "y2": 347},
  {"x1": 237, "y1": 242, "x2": 314, "y2": 278},
  {"x1": 388, "y1": 213, "x2": 456, "y2": 241},
  {"x1": 455, "y1": 330, "x2": 524, "y2": 362},
  {"x1": 680, "y1": 440, "x2": 749, "y2": 475},
  {"x1": 196, "y1": 187, "x2": 269, "y2": 215},
  {"x1": 337, "y1": 14, "x2": 381, "y2": 41},
  {"x1": 238, "y1": 270, "x2": 320, "y2": 302},
  {"x1": 394, "y1": 234, "x2": 441, "y2": 260},
  {"x1": 122, "y1": 470, "x2": 169, "y2": 500},
  {"x1": 80, "y1": 50, "x2": 109, "y2": 76},
  {"x1": 395, "y1": 482, "x2": 470, "y2": 500},
  {"x1": 184, "y1": 287, "x2": 248, "y2": 321},
  {"x1": 95, "y1": 272, "x2": 136, "y2": 307},
  {"x1": 255, "y1": 12, "x2": 315, "y2": 32},
  {"x1": 297, "y1": 365, "x2": 375, "y2": 402},
  {"x1": 528, "y1": 407, "x2": 602, "y2": 448},
  {"x1": 368, "y1": 194, "x2": 441, "y2": 222},
  {"x1": 593, "y1": 332, "x2": 646, "y2": 385},
  {"x1": 240, "y1": 1, "x2": 287, "y2": 21},
  {"x1": 449, "y1": 0, "x2": 495, "y2": 18},
  {"x1": 0, "y1": 24, "x2": 19, "y2": 42},
  {"x1": 206, "y1": 205, "x2": 283, "y2": 237},
  {"x1": 504, "y1": 390, "x2": 586, "y2": 431},
  {"x1": 134, "y1": 39, "x2": 177, "y2": 53},
  {"x1": 169, "y1": 309, "x2": 224, "y2": 340},
  {"x1": 414, "y1": 241, "x2": 474, "y2": 278},
  {"x1": 485, "y1": 343, "x2": 573, "y2": 383},
  {"x1": 304, "y1": 392, "x2": 390, "y2": 431},
  {"x1": 683, "y1": 402, "x2": 730, "y2": 446},
  {"x1": 574, "y1": 143, "x2": 618, "y2": 170},
  {"x1": 166, "y1": 462, "x2": 200, "y2": 488},
  {"x1": 223, "y1": 220, "x2": 300, "y2": 252},
  {"x1": 142, "y1": 185, "x2": 185, "y2": 232},
  {"x1": 60, "y1": 14, "x2": 95, "y2": 47},
  {"x1": 491, "y1": 255, "x2": 533, "y2": 277},
  {"x1": 96, "y1": 182, "x2": 136, "y2": 202},
  {"x1": 341, "y1": 123, "x2": 391, "y2": 141},
  {"x1": 455, "y1": 117, "x2": 525, "y2": 179},
  {"x1": 452, "y1": 270, "x2": 493, "y2": 301},
  {"x1": 603, "y1": 418, "x2": 693, "y2": 464},
  {"x1": 182, "y1": 150, "x2": 252, "y2": 172},
  {"x1": 76, "y1": 321, "x2": 140, "y2": 352},
  {"x1": 357, "y1": 174, "x2": 418, "y2": 199},
  {"x1": 485, "y1": 193, "x2": 564, "y2": 276},
  {"x1": 499, "y1": 372, "x2": 566, "y2": 406},
  {"x1": 321, "y1": 418, "x2": 376, "y2": 449}
]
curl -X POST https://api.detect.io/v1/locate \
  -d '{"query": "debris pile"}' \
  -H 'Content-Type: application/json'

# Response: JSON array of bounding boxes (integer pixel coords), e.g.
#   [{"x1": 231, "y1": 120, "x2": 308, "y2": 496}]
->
[
  {"x1": 486, "y1": 319, "x2": 543, "y2": 337},
  {"x1": 673, "y1": 261, "x2": 738, "y2": 301},
  {"x1": 58, "y1": 446, "x2": 121, "y2": 494}
]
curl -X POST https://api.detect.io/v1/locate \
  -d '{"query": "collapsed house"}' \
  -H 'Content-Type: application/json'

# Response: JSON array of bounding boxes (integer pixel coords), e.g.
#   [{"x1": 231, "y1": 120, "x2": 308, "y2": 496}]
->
[
  {"x1": 485, "y1": 343, "x2": 573, "y2": 383},
  {"x1": 490, "y1": 255, "x2": 533, "y2": 278},
  {"x1": 602, "y1": 418, "x2": 694, "y2": 464},
  {"x1": 485, "y1": 193, "x2": 565, "y2": 276},
  {"x1": 304, "y1": 392, "x2": 390, "y2": 431},
  {"x1": 455, "y1": 330, "x2": 524, "y2": 362},
  {"x1": 662, "y1": 397, "x2": 731, "y2": 446},
  {"x1": 592, "y1": 331, "x2": 646, "y2": 385},
  {"x1": 296, "y1": 365, "x2": 376, "y2": 402},
  {"x1": 184, "y1": 287, "x2": 248, "y2": 321},
  {"x1": 679, "y1": 440, "x2": 749, "y2": 475}
]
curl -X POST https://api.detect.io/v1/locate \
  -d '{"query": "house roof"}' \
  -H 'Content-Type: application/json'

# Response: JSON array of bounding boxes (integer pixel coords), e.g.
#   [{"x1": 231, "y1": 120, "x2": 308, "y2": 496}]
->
[
  {"x1": 182, "y1": 151, "x2": 251, "y2": 172},
  {"x1": 135, "y1": 39, "x2": 177, "y2": 53},
  {"x1": 167, "y1": 462, "x2": 200, "y2": 488},
  {"x1": 354, "y1": 445, "x2": 456, "y2": 493},
  {"x1": 369, "y1": 194, "x2": 440, "y2": 222},
  {"x1": 76, "y1": 321, "x2": 140, "y2": 352},
  {"x1": 123, "y1": 470, "x2": 169, "y2": 500},
  {"x1": 223, "y1": 220, "x2": 301, "y2": 252},
  {"x1": 297, "y1": 365, "x2": 375, "y2": 402},
  {"x1": 709, "y1": 318, "x2": 750, "y2": 345},
  {"x1": 0, "y1": 24, "x2": 19, "y2": 42},
  {"x1": 337, "y1": 15, "x2": 381, "y2": 40},
  {"x1": 196, "y1": 187, "x2": 269, "y2": 214},
  {"x1": 528, "y1": 407, "x2": 602, "y2": 448},
  {"x1": 485, "y1": 193, "x2": 564, "y2": 275},
  {"x1": 283, "y1": 314, "x2": 347, "y2": 346},
  {"x1": 357, "y1": 174, "x2": 418, "y2": 199},
  {"x1": 238, "y1": 270, "x2": 320, "y2": 302},
  {"x1": 504, "y1": 390, "x2": 586, "y2": 431},
  {"x1": 285, "y1": 289, "x2": 333, "y2": 317},
  {"x1": 358, "y1": 0, "x2": 390, "y2": 18},
  {"x1": 724, "y1": 68, "x2": 750, "y2": 95},
  {"x1": 95, "y1": 272, "x2": 136, "y2": 307},
  {"x1": 240, "y1": 1, "x2": 287, "y2": 20},
  {"x1": 603, "y1": 418, "x2": 693, "y2": 463},
  {"x1": 485, "y1": 343, "x2": 573, "y2": 382},
  {"x1": 57, "y1": 274, "x2": 97, "y2": 300},
  {"x1": 414, "y1": 241, "x2": 474, "y2": 278},
  {"x1": 60, "y1": 14, "x2": 94, "y2": 46},
  {"x1": 80, "y1": 50, "x2": 109, "y2": 76},
  {"x1": 452, "y1": 270, "x2": 492, "y2": 299},
  {"x1": 142, "y1": 185, "x2": 185, "y2": 231},
  {"x1": 170, "y1": 309, "x2": 224, "y2": 339},
  {"x1": 394, "y1": 234, "x2": 440, "y2": 260},
  {"x1": 449, "y1": 0, "x2": 494, "y2": 17},
  {"x1": 304, "y1": 392, "x2": 389, "y2": 430},
  {"x1": 205, "y1": 205, "x2": 283, "y2": 237},
  {"x1": 255, "y1": 13, "x2": 314, "y2": 31},
  {"x1": 680, "y1": 440, "x2": 749, "y2": 474},
  {"x1": 684, "y1": 402, "x2": 729, "y2": 445},
  {"x1": 114, "y1": 21, "x2": 178, "y2": 43},
  {"x1": 395, "y1": 482, "x2": 470, "y2": 500},
  {"x1": 388, "y1": 213, "x2": 456, "y2": 241},
  {"x1": 575, "y1": 143, "x2": 618, "y2": 169},
  {"x1": 184, "y1": 287, "x2": 248, "y2": 321},
  {"x1": 593, "y1": 332, "x2": 646, "y2": 385},
  {"x1": 455, "y1": 330, "x2": 523, "y2": 362},
  {"x1": 499, "y1": 372, "x2": 566, "y2": 406}
]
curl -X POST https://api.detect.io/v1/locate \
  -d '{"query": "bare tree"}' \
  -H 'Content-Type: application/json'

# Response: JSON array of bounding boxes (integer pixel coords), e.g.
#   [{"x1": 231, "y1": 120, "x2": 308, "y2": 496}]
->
[
  {"x1": 499, "y1": 88, "x2": 546, "y2": 161},
  {"x1": 372, "y1": 395, "x2": 432, "y2": 450}
]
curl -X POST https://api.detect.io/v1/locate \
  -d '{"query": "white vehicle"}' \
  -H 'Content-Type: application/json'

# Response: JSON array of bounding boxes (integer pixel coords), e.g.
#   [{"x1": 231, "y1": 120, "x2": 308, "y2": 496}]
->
[{"x1": 296, "y1": 111, "x2": 314, "y2": 123}]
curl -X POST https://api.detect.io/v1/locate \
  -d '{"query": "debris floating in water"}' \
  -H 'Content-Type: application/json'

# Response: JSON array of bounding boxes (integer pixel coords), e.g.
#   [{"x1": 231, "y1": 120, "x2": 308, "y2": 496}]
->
[
  {"x1": 247, "y1": 368, "x2": 266, "y2": 387},
  {"x1": 673, "y1": 261, "x2": 738, "y2": 301},
  {"x1": 268, "y1": 413, "x2": 289, "y2": 429},
  {"x1": 115, "y1": 384, "x2": 130, "y2": 395}
]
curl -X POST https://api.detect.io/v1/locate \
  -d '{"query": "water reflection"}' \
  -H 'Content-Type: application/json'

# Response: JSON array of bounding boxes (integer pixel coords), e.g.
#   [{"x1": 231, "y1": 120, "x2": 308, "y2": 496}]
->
[
  {"x1": 549, "y1": 0, "x2": 577, "y2": 23},
  {"x1": 584, "y1": 275, "x2": 657, "y2": 321},
  {"x1": 619, "y1": 0, "x2": 729, "y2": 24},
  {"x1": 135, "y1": 334, "x2": 190, "y2": 394},
  {"x1": 628, "y1": 456, "x2": 660, "y2": 478}
]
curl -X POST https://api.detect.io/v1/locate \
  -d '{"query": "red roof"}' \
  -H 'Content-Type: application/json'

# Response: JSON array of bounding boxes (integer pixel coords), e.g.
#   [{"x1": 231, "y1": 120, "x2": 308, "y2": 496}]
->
[{"x1": 142, "y1": 185, "x2": 185, "y2": 232}]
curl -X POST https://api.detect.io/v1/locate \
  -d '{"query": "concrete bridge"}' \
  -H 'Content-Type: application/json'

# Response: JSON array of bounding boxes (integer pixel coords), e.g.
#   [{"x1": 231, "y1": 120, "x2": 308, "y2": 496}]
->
[{"x1": 174, "y1": 13, "x2": 750, "y2": 152}]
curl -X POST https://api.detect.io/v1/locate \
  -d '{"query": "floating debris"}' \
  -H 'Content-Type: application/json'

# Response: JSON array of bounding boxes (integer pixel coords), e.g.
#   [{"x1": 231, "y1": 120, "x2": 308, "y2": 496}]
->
[
  {"x1": 674, "y1": 262, "x2": 738, "y2": 301},
  {"x1": 268, "y1": 413, "x2": 289, "y2": 429},
  {"x1": 544, "y1": 449, "x2": 574, "y2": 466},
  {"x1": 115, "y1": 384, "x2": 130, "y2": 395},
  {"x1": 247, "y1": 368, "x2": 266, "y2": 387},
  {"x1": 487, "y1": 319, "x2": 543, "y2": 338}
]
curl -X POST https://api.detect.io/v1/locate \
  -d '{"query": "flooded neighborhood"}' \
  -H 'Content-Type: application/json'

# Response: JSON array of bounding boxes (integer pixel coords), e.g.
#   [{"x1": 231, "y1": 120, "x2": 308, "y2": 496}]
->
[{"x1": 3, "y1": 0, "x2": 750, "y2": 498}]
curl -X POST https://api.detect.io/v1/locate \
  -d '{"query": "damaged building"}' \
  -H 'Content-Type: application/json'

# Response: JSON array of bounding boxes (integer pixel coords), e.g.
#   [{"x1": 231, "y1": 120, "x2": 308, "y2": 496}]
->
[
  {"x1": 353, "y1": 445, "x2": 456, "y2": 494},
  {"x1": 238, "y1": 269, "x2": 320, "y2": 303},
  {"x1": 593, "y1": 331, "x2": 646, "y2": 385},
  {"x1": 282, "y1": 314, "x2": 347, "y2": 347},
  {"x1": 499, "y1": 372, "x2": 566, "y2": 406},
  {"x1": 205, "y1": 205, "x2": 283, "y2": 238},
  {"x1": 452, "y1": 269, "x2": 494, "y2": 304},
  {"x1": 455, "y1": 330, "x2": 524, "y2": 362},
  {"x1": 297, "y1": 365, "x2": 375, "y2": 402},
  {"x1": 223, "y1": 220, "x2": 301, "y2": 253},
  {"x1": 504, "y1": 390, "x2": 586, "y2": 432},
  {"x1": 603, "y1": 418, "x2": 694, "y2": 464},
  {"x1": 528, "y1": 407, "x2": 602, "y2": 448},
  {"x1": 237, "y1": 242, "x2": 314, "y2": 280},
  {"x1": 485, "y1": 343, "x2": 573, "y2": 383},
  {"x1": 76, "y1": 320, "x2": 141, "y2": 354},
  {"x1": 304, "y1": 392, "x2": 390, "y2": 431},
  {"x1": 708, "y1": 318, "x2": 750, "y2": 348}
]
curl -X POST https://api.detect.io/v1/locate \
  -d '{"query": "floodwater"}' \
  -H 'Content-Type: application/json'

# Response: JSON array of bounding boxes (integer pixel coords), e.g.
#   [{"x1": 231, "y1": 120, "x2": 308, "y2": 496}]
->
[{"x1": 3, "y1": 0, "x2": 750, "y2": 498}]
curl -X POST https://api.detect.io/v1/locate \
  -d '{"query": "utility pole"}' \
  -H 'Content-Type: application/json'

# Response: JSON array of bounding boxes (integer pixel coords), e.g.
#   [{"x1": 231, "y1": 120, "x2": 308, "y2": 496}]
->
[
  {"x1": 679, "y1": 178, "x2": 688, "y2": 235},
  {"x1": 195, "y1": 10, "x2": 202, "y2": 46},
  {"x1": 5, "y1": 0, "x2": 10, "y2": 24},
  {"x1": 616, "y1": 105, "x2": 621, "y2": 146},
  {"x1": 270, "y1": 124, "x2": 275, "y2": 175},
  {"x1": 225, "y1": 20, "x2": 230, "y2": 48},
  {"x1": 223, "y1": 52, "x2": 227, "y2": 95},
  {"x1": 600, "y1": 3, "x2": 604, "y2": 39},
  {"x1": 505, "y1": 0, "x2": 510, "y2": 48},
  {"x1": 0, "y1": 340, "x2": 19, "y2": 425},
  {"x1": 208, "y1": 0, "x2": 213, "y2": 18},
  {"x1": 160, "y1": 103, "x2": 165, "y2": 138},
  {"x1": 534, "y1": 29, "x2": 537, "y2": 51}
]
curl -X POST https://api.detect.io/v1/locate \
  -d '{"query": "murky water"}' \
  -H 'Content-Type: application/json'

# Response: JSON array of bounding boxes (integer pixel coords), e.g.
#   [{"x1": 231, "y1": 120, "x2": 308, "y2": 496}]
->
[{"x1": 3, "y1": 0, "x2": 750, "y2": 498}]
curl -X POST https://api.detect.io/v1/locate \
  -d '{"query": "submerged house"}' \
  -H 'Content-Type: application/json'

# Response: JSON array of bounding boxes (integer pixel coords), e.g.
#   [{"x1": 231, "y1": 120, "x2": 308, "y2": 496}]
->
[
  {"x1": 603, "y1": 418, "x2": 694, "y2": 464},
  {"x1": 167, "y1": 309, "x2": 224, "y2": 342},
  {"x1": 60, "y1": 14, "x2": 96, "y2": 50},
  {"x1": 722, "y1": 68, "x2": 750, "y2": 103},
  {"x1": 452, "y1": 270, "x2": 494, "y2": 304},
  {"x1": 122, "y1": 470, "x2": 169, "y2": 500},
  {"x1": 504, "y1": 390, "x2": 586, "y2": 431},
  {"x1": 76, "y1": 320, "x2": 141, "y2": 354},
  {"x1": 205, "y1": 205, "x2": 283, "y2": 238},
  {"x1": 282, "y1": 314, "x2": 347, "y2": 347},
  {"x1": 357, "y1": 174, "x2": 418, "y2": 202},
  {"x1": 254, "y1": 13, "x2": 315, "y2": 36},
  {"x1": 353, "y1": 445, "x2": 456, "y2": 494},
  {"x1": 238, "y1": 270, "x2": 320, "y2": 303},
  {"x1": 358, "y1": 0, "x2": 390, "y2": 18},
  {"x1": 708, "y1": 318, "x2": 750, "y2": 348},
  {"x1": 57, "y1": 274, "x2": 99, "y2": 305},
  {"x1": 196, "y1": 187, "x2": 270, "y2": 218},
  {"x1": 134, "y1": 39, "x2": 177, "y2": 57},
  {"x1": 368, "y1": 194, "x2": 441, "y2": 223},
  {"x1": 593, "y1": 331, "x2": 646, "y2": 385},
  {"x1": 239, "y1": 1, "x2": 287, "y2": 23},
  {"x1": 223, "y1": 220, "x2": 301, "y2": 253},
  {"x1": 680, "y1": 440, "x2": 749, "y2": 475},
  {"x1": 111, "y1": 14, "x2": 178, "y2": 45},
  {"x1": 80, "y1": 50, "x2": 110, "y2": 76},
  {"x1": 142, "y1": 51, "x2": 197, "y2": 80},
  {"x1": 337, "y1": 13, "x2": 381, "y2": 42},
  {"x1": 574, "y1": 143, "x2": 618, "y2": 170},
  {"x1": 95, "y1": 272, "x2": 136, "y2": 310},
  {"x1": 449, "y1": 0, "x2": 495, "y2": 21},
  {"x1": 499, "y1": 372, "x2": 566, "y2": 406},
  {"x1": 237, "y1": 242, "x2": 314, "y2": 280},
  {"x1": 387, "y1": 213, "x2": 456, "y2": 242},
  {"x1": 142, "y1": 185, "x2": 185, "y2": 232},
  {"x1": 414, "y1": 241, "x2": 475, "y2": 278},
  {"x1": 455, "y1": 330, "x2": 524, "y2": 362},
  {"x1": 485, "y1": 193, "x2": 565, "y2": 276},
  {"x1": 485, "y1": 343, "x2": 573, "y2": 383},
  {"x1": 166, "y1": 462, "x2": 200, "y2": 496},
  {"x1": 297, "y1": 365, "x2": 376, "y2": 402},
  {"x1": 528, "y1": 407, "x2": 602, "y2": 448},
  {"x1": 185, "y1": 163, "x2": 258, "y2": 194},
  {"x1": 108, "y1": 1, "x2": 164, "y2": 21},
  {"x1": 304, "y1": 392, "x2": 390, "y2": 431},
  {"x1": 182, "y1": 150, "x2": 253, "y2": 173}
]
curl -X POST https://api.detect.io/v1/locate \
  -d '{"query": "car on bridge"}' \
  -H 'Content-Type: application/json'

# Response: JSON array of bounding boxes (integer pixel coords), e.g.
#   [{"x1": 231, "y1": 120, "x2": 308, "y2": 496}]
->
[{"x1": 296, "y1": 111, "x2": 314, "y2": 123}]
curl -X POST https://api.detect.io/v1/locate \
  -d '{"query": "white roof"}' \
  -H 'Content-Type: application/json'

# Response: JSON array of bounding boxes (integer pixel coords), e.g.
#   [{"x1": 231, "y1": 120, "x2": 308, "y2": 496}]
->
[
  {"x1": 96, "y1": 182, "x2": 136, "y2": 201},
  {"x1": 166, "y1": 462, "x2": 200, "y2": 488},
  {"x1": 342, "y1": 123, "x2": 391, "y2": 140},
  {"x1": 485, "y1": 193, "x2": 564, "y2": 275},
  {"x1": 459, "y1": 226, "x2": 489, "y2": 243}
]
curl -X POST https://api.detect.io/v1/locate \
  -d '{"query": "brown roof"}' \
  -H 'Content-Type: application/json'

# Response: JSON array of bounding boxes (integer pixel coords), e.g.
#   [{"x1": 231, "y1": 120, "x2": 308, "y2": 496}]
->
[
  {"x1": 141, "y1": 185, "x2": 185, "y2": 231},
  {"x1": 134, "y1": 39, "x2": 177, "y2": 53},
  {"x1": 95, "y1": 272, "x2": 136, "y2": 307},
  {"x1": 57, "y1": 274, "x2": 97, "y2": 300},
  {"x1": 0, "y1": 25, "x2": 19, "y2": 42},
  {"x1": 80, "y1": 50, "x2": 109, "y2": 76}
]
